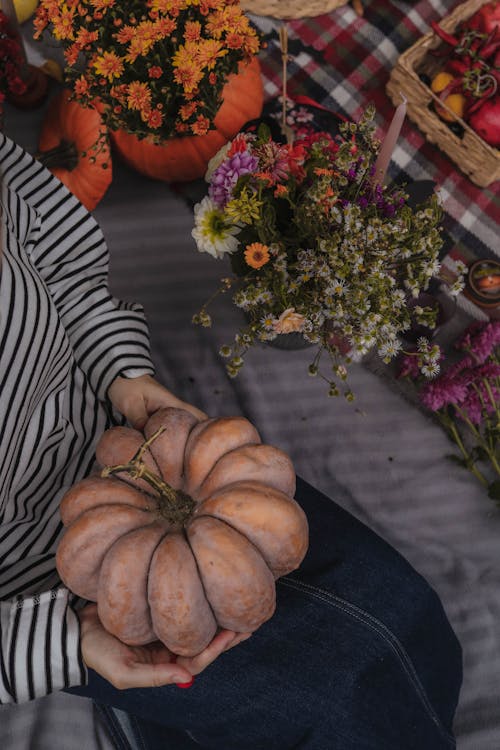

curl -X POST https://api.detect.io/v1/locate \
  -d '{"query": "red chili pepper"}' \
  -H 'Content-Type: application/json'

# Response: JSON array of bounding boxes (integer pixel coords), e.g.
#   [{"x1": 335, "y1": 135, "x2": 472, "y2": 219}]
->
[
  {"x1": 446, "y1": 58, "x2": 470, "y2": 75},
  {"x1": 479, "y1": 28, "x2": 500, "y2": 59},
  {"x1": 431, "y1": 21, "x2": 459, "y2": 47}
]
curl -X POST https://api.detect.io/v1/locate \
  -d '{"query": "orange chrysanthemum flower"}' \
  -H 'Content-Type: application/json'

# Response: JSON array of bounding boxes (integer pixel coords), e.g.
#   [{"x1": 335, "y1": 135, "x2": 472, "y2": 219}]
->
[
  {"x1": 196, "y1": 39, "x2": 228, "y2": 71},
  {"x1": 179, "y1": 101, "x2": 197, "y2": 121},
  {"x1": 127, "y1": 81, "x2": 152, "y2": 110},
  {"x1": 73, "y1": 75, "x2": 90, "y2": 96},
  {"x1": 192, "y1": 114, "x2": 210, "y2": 136},
  {"x1": 184, "y1": 20, "x2": 201, "y2": 42},
  {"x1": 274, "y1": 184, "x2": 289, "y2": 198},
  {"x1": 244, "y1": 243, "x2": 270, "y2": 270},
  {"x1": 90, "y1": 0, "x2": 116, "y2": 10},
  {"x1": 93, "y1": 51, "x2": 123, "y2": 81}
]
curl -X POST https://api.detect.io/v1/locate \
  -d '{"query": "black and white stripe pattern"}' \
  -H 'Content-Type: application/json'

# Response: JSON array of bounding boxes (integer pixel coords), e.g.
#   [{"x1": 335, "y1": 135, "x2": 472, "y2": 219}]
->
[{"x1": 0, "y1": 134, "x2": 154, "y2": 704}]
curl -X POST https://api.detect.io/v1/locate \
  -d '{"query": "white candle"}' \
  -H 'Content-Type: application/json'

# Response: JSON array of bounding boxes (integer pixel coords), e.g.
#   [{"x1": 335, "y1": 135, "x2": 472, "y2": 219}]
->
[{"x1": 373, "y1": 95, "x2": 407, "y2": 185}]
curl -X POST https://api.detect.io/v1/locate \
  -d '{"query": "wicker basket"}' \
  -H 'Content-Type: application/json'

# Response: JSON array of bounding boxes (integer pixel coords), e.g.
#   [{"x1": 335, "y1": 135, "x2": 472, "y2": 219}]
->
[
  {"x1": 241, "y1": 0, "x2": 347, "y2": 19},
  {"x1": 387, "y1": 0, "x2": 500, "y2": 188}
]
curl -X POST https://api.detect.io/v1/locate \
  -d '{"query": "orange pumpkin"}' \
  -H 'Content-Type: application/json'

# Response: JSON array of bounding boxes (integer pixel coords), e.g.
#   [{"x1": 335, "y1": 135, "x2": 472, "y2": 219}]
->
[
  {"x1": 56, "y1": 407, "x2": 309, "y2": 656},
  {"x1": 37, "y1": 90, "x2": 112, "y2": 211},
  {"x1": 109, "y1": 58, "x2": 264, "y2": 182}
]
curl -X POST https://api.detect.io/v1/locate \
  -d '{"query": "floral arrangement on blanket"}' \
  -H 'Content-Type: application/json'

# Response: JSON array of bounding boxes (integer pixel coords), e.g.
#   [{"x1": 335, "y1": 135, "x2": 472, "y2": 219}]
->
[
  {"x1": 191, "y1": 105, "x2": 464, "y2": 399},
  {"x1": 0, "y1": 10, "x2": 27, "y2": 111},
  {"x1": 33, "y1": 0, "x2": 260, "y2": 142},
  {"x1": 398, "y1": 321, "x2": 500, "y2": 501}
]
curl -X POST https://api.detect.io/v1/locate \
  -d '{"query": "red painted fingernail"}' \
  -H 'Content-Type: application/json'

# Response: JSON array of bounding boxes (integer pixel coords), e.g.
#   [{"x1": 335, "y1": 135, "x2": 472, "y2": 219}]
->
[{"x1": 175, "y1": 677, "x2": 195, "y2": 689}]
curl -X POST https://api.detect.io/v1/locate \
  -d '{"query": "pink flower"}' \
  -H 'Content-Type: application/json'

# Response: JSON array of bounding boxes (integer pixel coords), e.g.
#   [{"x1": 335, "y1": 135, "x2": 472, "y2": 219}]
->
[
  {"x1": 273, "y1": 308, "x2": 306, "y2": 334},
  {"x1": 455, "y1": 321, "x2": 500, "y2": 364},
  {"x1": 419, "y1": 377, "x2": 468, "y2": 412},
  {"x1": 396, "y1": 353, "x2": 420, "y2": 380},
  {"x1": 459, "y1": 391, "x2": 484, "y2": 425}
]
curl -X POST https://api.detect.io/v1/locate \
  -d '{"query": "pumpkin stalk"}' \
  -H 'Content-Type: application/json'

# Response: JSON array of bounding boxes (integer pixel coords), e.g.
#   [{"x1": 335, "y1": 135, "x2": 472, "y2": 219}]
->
[
  {"x1": 101, "y1": 427, "x2": 196, "y2": 525},
  {"x1": 37, "y1": 139, "x2": 79, "y2": 171}
]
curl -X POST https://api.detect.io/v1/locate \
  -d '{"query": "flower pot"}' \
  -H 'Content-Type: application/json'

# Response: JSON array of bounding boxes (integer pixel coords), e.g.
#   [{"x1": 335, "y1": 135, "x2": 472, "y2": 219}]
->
[
  {"x1": 464, "y1": 259, "x2": 500, "y2": 311},
  {"x1": 267, "y1": 333, "x2": 314, "y2": 351},
  {"x1": 109, "y1": 58, "x2": 264, "y2": 183}
]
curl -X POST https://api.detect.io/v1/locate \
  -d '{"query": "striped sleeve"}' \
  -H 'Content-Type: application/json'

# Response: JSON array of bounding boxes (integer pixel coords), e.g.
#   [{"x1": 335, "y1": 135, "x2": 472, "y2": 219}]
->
[
  {"x1": 0, "y1": 590, "x2": 87, "y2": 704},
  {"x1": 0, "y1": 135, "x2": 155, "y2": 400}
]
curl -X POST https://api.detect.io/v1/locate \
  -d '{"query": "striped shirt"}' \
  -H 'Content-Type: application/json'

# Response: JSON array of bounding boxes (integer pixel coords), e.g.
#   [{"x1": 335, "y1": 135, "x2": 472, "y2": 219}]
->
[{"x1": 0, "y1": 134, "x2": 154, "y2": 704}]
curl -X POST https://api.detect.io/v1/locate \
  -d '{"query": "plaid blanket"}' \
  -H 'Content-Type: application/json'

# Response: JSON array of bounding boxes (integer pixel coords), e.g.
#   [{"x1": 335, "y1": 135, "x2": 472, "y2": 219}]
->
[{"x1": 250, "y1": 0, "x2": 499, "y2": 267}]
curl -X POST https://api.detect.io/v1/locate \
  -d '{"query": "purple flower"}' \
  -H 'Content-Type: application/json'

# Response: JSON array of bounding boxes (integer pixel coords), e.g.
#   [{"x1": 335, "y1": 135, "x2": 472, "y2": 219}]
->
[
  {"x1": 419, "y1": 377, "x2": 468, "y2": 411},
  {"x1": 459, "y1": 391, "x2": 484, "y2": 425},
  {"x1": 396, "y1": 353, "x2": 420, "y2": 380},
  {"x1": 209, "y1": 151, "x2": 258, "y2": 208},
  {"x1": 454, "y1": 321, "x2": 500, "y2": 364}
]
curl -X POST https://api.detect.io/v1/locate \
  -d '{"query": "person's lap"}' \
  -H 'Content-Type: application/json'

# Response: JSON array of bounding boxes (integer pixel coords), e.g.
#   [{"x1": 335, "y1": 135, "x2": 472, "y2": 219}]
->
[{"x1": 69, "y1": 476, "x2": 462, "y2": 749}]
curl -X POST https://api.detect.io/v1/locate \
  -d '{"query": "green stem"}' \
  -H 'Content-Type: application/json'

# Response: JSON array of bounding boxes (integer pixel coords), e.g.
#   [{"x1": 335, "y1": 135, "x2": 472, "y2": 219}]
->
[
  {"x1": 101, "y1": 427, "x2": 196, "y2": 524},
  {"x1": 37, "y1": 140, "x2": 79, "y2": 171},
  {"x1": 439, "y1": 413, "x2": 489, "y2": 487}
]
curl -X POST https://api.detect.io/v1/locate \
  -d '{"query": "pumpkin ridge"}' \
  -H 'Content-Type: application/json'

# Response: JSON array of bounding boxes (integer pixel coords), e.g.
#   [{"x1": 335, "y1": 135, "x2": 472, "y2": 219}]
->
[
  {"x1": 198, "y1": 443, "x2": 296, "y2": 501},
  {"x1": 187, "y1": 514, "x2": 272, "y2": 573}
]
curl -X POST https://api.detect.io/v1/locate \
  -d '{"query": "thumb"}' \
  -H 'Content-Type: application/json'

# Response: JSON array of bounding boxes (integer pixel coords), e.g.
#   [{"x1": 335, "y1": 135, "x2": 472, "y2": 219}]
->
[{"x1": 125, "y1": 400, "x2": 149, "y2": 431}]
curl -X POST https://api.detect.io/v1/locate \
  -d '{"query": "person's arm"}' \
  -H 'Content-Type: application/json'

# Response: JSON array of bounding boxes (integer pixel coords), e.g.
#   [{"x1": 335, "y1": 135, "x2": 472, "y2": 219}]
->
[
  {"x1": 1, "y1": 134, "x2": 154, "y2": 401},
  {"x1": 0, "y1": 589, "x2": 86, "y2": 704}
]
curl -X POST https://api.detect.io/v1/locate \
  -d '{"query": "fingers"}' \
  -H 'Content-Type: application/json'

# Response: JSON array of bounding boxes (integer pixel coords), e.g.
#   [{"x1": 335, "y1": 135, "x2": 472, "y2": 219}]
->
[
  {"x1": 79, "y1": 606, "x2": 193, "y2": 690},
  {"x1": 177, "y1": 630, "x2": 252, "y2": 675},
  {"x1": 107, "y1": 661, "x2": 193, "y2": 691}
]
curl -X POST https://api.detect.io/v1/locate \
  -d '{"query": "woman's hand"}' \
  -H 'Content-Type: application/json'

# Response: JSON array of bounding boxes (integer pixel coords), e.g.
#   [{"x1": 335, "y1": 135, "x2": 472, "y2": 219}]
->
[
  {"x1": 79, "y1": 604, "x2": 251, "y2": 690},
  {"x1": 107, "y1": 374, "x2": 206, "y2": 428}
]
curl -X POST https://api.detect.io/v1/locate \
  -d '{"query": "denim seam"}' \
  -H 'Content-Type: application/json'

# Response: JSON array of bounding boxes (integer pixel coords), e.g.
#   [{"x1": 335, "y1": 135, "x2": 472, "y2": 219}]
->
[
  {"x1": 279, "y1": 577, "x2": 455, "y2": 746},
  {"x1": 93, "y1": 702, "x2": 136, "y2": 750}
]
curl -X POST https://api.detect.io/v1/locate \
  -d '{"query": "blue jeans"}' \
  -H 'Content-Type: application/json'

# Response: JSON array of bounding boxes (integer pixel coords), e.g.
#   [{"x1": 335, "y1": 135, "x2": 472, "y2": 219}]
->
[{"x1": 69, "y1": 477, "x2": 462, "y2": 749}]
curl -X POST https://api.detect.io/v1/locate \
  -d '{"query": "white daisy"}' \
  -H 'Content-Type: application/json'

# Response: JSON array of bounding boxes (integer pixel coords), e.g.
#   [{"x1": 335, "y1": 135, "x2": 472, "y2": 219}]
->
[{"x1": 191, "y1": 197, "x2": 240, "y2": 259}]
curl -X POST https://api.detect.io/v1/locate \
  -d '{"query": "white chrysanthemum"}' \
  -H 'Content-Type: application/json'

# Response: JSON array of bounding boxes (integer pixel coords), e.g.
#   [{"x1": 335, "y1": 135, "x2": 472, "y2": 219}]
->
[
  {"x1": 421, "y1": 362, "x2": 440, "y2": 378},
  {"x1": 378, "y1": 338, "x2": 402, "y2": 359},
  {"x1": 191, "y1": 197, "x2": 240, "y2": 259}
]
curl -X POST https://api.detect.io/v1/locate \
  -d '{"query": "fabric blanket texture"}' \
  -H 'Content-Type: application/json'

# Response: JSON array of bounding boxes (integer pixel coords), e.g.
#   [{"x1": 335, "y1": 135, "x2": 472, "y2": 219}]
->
[{"x1": 1, "y1": 1, "x2": 499, "y2": 748}]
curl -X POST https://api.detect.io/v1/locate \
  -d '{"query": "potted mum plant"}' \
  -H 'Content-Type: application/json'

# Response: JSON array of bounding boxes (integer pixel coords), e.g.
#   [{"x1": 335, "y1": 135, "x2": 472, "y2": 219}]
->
[
  {"x1": 191, "y1": 102, "x2": 464, "y2": 399},
  {"x1": 34, "y1": 0, "x2": 263, "y2": 181}
]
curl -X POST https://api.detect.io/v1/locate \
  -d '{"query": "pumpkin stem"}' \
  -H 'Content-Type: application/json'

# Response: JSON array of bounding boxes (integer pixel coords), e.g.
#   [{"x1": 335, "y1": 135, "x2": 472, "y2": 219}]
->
[
  {"x1": 100, "y1": 427, "x2": 196, "y2": 525},
  {"x1": 37, "y1": 140, "x2": 79, "y2": 172}
]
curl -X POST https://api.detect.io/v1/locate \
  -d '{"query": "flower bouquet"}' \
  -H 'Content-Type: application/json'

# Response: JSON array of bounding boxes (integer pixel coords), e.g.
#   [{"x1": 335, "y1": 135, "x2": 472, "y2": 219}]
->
[
  {"x1": 191, "y1": 102, "x2": 461, "y2": 399},
  {"x1": 398, "y1": 321, "x2": 500, "y2": 501},
  {"x1": 33, "y1": 0, "x2": 260, "y2": 143}
]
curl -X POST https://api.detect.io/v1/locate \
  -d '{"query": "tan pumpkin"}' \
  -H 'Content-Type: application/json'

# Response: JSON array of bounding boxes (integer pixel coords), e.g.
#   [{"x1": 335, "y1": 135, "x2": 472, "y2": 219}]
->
[
  {"x1": 109, "y1": 58, "x2": 264, "y2": 182},
  {"x1": 57, "y1": 407, "x2": 309, "y2": 656}
]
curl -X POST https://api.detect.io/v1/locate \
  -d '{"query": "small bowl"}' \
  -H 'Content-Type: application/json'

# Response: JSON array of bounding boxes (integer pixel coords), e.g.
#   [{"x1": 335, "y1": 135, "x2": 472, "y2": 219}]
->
[{"x1": 465, "y1": 259, "x2": 500, "y2": 310}]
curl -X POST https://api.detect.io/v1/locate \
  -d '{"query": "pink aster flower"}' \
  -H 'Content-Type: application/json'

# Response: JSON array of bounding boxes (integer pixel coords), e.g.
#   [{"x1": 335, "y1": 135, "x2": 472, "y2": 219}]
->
[
  {"x1": 455, "y1": 321, "x2": 500, "y2": 364},
  {"x1": 396, "y1": 353, "x2": 421, "y2": 380},
  {"x1": 419, "y1": 377, "x2": 468, "y2": 412},
  {"x1": 459, "y1": 391, "x2": 484, "y2": 425},
  {"x1": 209, "y1": 151, "x2": 259, "y2": 208}
]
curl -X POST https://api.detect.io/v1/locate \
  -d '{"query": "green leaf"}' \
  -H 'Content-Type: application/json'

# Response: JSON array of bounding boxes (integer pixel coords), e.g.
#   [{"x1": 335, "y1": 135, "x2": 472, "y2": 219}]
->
[
  {"x1": 487, "y1": 480, "x2": 500, "y2": 502},
  {"x1": 256, "y1": 122, "x2": 271, "y2": 143}
]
